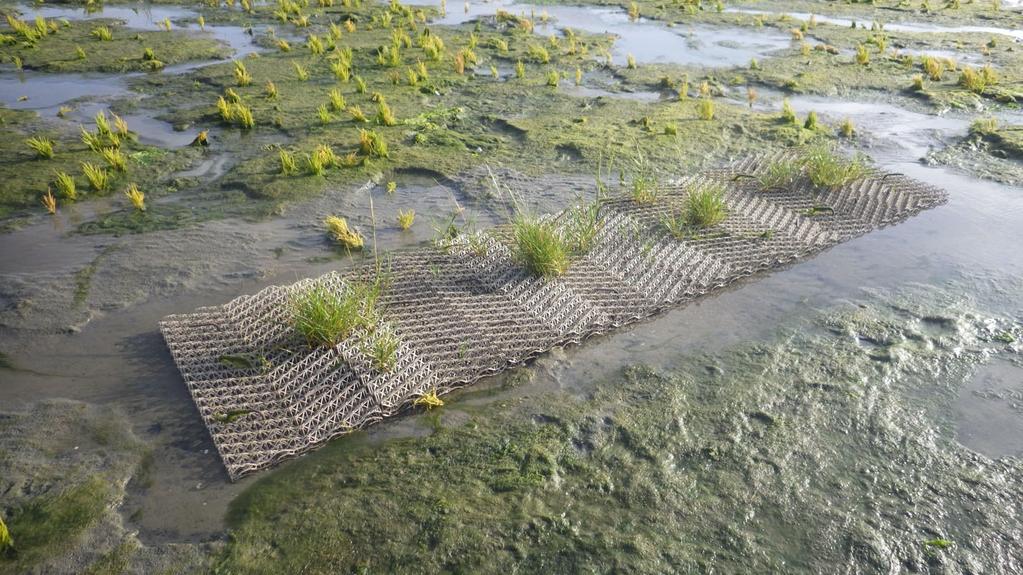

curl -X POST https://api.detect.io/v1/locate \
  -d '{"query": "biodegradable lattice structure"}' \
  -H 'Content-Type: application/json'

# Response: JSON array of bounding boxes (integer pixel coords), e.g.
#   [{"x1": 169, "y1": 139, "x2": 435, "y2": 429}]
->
[{"x1": 160, "y1": 155, "x2": 947, "y2": 480}]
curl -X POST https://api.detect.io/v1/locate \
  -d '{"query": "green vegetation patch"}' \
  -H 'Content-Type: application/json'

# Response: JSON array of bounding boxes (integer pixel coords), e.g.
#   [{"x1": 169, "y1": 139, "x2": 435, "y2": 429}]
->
[
  {"x1": 0, "y1": 16, "x2": 230, "y2": 73},
  {"x1": 216, "y1": 283, "x2": 1023, "y2": 573}
]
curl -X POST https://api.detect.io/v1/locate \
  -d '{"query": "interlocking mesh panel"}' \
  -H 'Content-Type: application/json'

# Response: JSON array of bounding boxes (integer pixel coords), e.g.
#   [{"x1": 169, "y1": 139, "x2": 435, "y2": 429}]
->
[{"x1": 161, "y1": 156, "x2": 947, "y2": 480}]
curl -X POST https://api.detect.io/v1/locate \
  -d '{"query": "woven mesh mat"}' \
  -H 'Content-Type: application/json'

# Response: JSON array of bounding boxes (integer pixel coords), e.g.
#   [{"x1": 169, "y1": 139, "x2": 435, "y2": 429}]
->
[{"x1": 161, "y1": 155, "x2": 947, "y2": 480}]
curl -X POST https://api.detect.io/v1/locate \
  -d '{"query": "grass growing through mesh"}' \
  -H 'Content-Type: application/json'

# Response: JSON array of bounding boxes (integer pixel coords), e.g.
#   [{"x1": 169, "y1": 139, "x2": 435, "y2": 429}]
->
[
  {"x1": 512, "y1": 216, "x2": 570, "y2": 277},
  {"x1": 291, "y1": 281, "x2": 380, "y2": 347},
  {"x1": 662, "y1": 181, "x2": 728, "y2": 239},
  {"x1": 804, "y1": 145, "x2": 868, "y2": 188}
]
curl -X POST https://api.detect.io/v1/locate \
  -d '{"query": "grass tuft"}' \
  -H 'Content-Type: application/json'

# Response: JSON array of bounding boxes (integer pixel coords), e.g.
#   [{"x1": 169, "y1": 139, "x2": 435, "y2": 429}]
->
[
  {"x1": 329, "y1": 89, "x2": 345, "y2": 112},
  {"x1": 54, "y1": 171, "x2": 77, "y2": 200},
  {"x1": 234, "y1": 60, "x2": 252, "y2": 86},
  {"x1": 124, "y1": 183, "x2": 145, "y2": 211},
  {"x1": 291, "y1": 280, "x2": 380, "y2": 347},
  {"x1": 376, "y1": 101, "x2": 397, "y2": 126},
  {"x1": 397, "y1": 209, "x2": 415, "y2": 230},
  {"x1": 325, "y1": 215, "x2": 364, "y2": 249},
  {"x1": 358, "y1": 129, "x2": 388, "y2": 158},
  {"x1": 512, "y1": 216, "x2": 570, "y2": 277},
  {"x1": 81, "y1": 162, "x2": 110, "y2": 192},
  {"x1": 26, "y1": 137, "x2": 55, "y2": 159},
  {"x1": 101, "y1": 148, "x2": 128, "y2": 172},
  {"x1": 41, "y1": 188, "x2": 57, "y2": 214},
  {"x1": 697, "y1": 98, "x2": 715, "y2": 121},
  {"x1": 91, "y1": 26, "x2": 112, "y2": 41},
  {"x1": 280, "y1": 149, "x2": 298, "y2": 175},
  {"x1": 804, "y1": 145, "x2": 868, "y2": 188},
  {"x1": 662, "y1": 181, "x2": 728, "y2": 238},
  {"x1": 365, "y1": 325, "x2": 400, "y2": 371}
]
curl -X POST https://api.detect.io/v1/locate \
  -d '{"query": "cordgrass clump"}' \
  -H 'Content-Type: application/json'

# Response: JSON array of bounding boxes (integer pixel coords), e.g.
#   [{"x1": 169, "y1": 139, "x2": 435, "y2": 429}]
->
[
  {"x1": 397, "y1": 209, "x2": 415, "y2": 230},
  {"x1": 234, "y1": 60, "x2": 252, "y2": 86},
  {"x1": 697, "y1": 98, "x2": 715, "y2": 121},
  {"x1": 124, "y1": 183, "x2": 145, "y2": 211},
  {"x1": 279, "y1": 149, "x2": 298, "y2": 175},
  {"x1": 101, "y1": 148, "x2": 127, "y2": 172},
  {"x1": 91, "y1": 26, "x2": 112, "y2": 41},
  {"x1": 329, "y1": 89, "x2": 345, "y2": 112},
  {"x1": 26, "y1": 137, "x2": 55, "y2": 159},
  {"x1": 512, "y1": 216, "x2": 570, "y2": 277},
  {"x1": 359, "y1": 129, "x2": 388, "y2": 158},
  {"x1": 81, "y1": 162, "x2": 110, "y2": 192},
  {"x1": 760, "y1": 157, "x2": 804, "y2": 189},
  {"x1": 365, "y1": 326, "x2": 400, "y2": 371},
  {"x1": 376, "y1": 101, "x2": 397, "y2": 126},
  {"x1": 325, "y1": 215, "x2": 364, "y2": 249},
  {"x1": 662, "y1": 181, "x2": 728, "y2": 238},
  {"x1": 290, "y1": 280, "x2": 380, "y2": 347},
  {"x1": 781, "y1": 98, "x2": 797, "y2": 124},
  {"x1": 804, "y1": 145, "x2": 868, "y2": 188},
  {"x1": 54, "y1": 171, "x2": 77, "y2": 200},
  {"x1": 41, "y1": 188, "x2": 57, "y2": 214}
]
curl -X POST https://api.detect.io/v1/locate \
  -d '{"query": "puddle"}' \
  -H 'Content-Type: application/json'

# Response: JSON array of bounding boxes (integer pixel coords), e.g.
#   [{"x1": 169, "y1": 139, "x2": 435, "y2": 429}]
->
[
  {"x1": 727, "y1": 7, "x2": 1023, "y2": 41},
  {"x1": 0, "y1": 4, "x2": 266, "y2": 148},
  {"x1": 15, "y1": 3, "x2": 263, "y2": 58},
  {"x1": 423, "y1": 0, "x2": 791, "y2": 66},
  {"x1": 956, "y1": 359, "x2": 1023, "y2": 458}
]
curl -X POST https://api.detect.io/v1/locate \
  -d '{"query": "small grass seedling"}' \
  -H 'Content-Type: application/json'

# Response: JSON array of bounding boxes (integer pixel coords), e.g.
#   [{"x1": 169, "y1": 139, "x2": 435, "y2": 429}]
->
[
  {"x1": 54, "y1": 171, "x2": 77, "y2": 199},
  {"x1": 101, "y1": 147, "x2": 128, "y2": 172},
  {"x1": 234, "y1": 60, "x2": 252, "y2": 86},
  {"x1": 265, "y1": 80, "x2": 279, "y2": 100},
  {"x1": 41, "y1": 188, "x2": 57, "y2": 214},
  {"x1": 413, "y1": 388, "x2": 444, "y2": 409},
  {"x1": 697, "y1": 98, "x2": 715, "y2": 121},
  {"x1": 325, "y1": 215, "x2": 364, "y2": 249},
  {"x1": 27, "y1": 136, "x2": 55, "y2": 159},
  {"x1": 280, "y1": 149, "x2": 298, "y2": 175},
  {"x1": 293, "y1": 62, "x2": 309, "y2": 81},
  {"x1": 365, "y1": 325, "x2": 400, "y2": 371},
  {"x1": 662, "y1": 181, "x2": 728, "y2": 238},
  {"x1": 81, "y1": 162, "x2": 110, "y2": 192},
  {"x1": 397, "y1": 209, "x2": 415, "y2": 230},
  {"x1": 125, "y1": 183, "x2": 145, "y2": 211}
]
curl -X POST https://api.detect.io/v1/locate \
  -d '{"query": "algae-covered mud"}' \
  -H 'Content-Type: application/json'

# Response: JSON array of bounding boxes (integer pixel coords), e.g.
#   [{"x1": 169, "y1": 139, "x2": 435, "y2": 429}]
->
[
  {"x1": 2, "y1": 0, "x2": 1023, "y2": 571},
  {"x1": 215, "y1": 281, "x2": 1023, "y2": 573}
]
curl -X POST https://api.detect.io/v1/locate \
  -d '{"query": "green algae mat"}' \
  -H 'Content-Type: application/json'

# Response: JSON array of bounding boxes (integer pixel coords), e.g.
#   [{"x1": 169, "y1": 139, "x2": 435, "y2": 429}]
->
[{"x1": 160, "y1": 152, "x2": 947, "y2": 479}]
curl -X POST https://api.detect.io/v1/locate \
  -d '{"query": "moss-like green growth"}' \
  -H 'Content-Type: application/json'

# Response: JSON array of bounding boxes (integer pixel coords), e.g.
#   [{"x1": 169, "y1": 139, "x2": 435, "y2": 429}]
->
[
  {"x1": 0, "y1": 19, "x2": 230, "y2": 73},
  {"x1": 215, "y1": 284, "x2": 1023, "y2": 573},
  {"x1": 1, "y1": 477, "x2": 111, "y2": 571}
]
